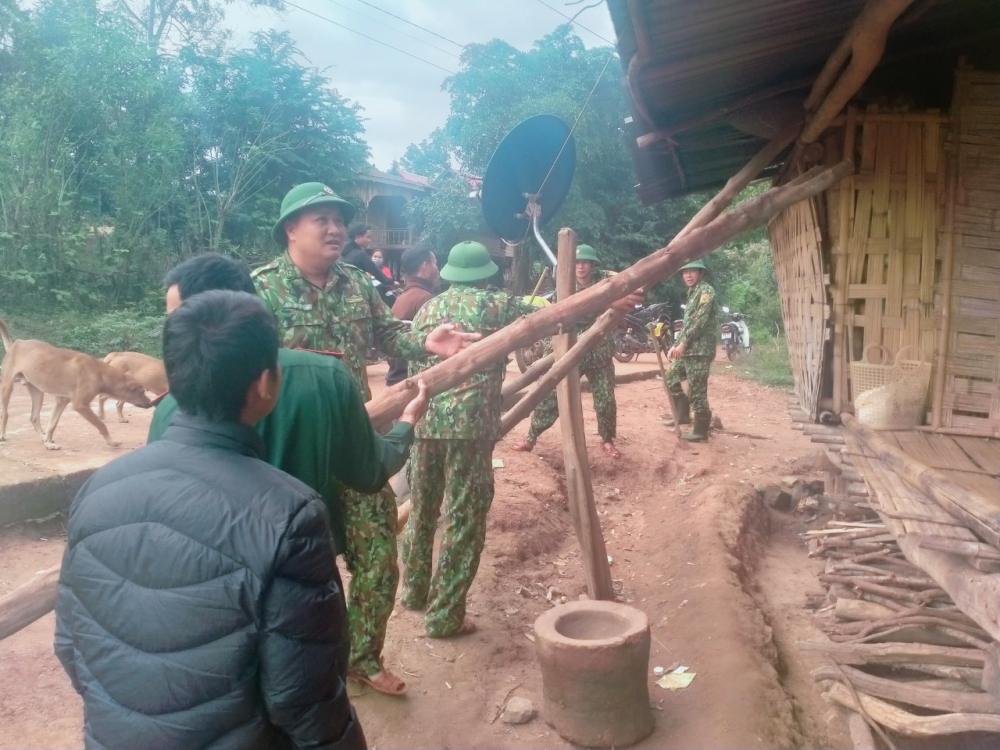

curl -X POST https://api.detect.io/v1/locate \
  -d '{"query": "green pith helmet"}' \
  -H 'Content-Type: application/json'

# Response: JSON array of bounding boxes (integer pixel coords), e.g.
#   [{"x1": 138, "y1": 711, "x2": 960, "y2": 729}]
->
[
  {"x1": 576, "y1": 244, "x2": 599, "y2": 263},
  {"x1": 440, "y1": 241, "x2": 499, "y2": 283},
  {"x1": 271, "y1": 182, "x2": 356, "y2": 245},
  {"x1": 679, "y1": 259, "x2": 708, "y2": 272}
]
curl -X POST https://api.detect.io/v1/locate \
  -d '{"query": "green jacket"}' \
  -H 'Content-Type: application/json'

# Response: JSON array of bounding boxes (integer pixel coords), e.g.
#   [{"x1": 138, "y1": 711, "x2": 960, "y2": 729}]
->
[
  {"x1": 252, "y1": 252, "x2": 427, "y2": 396},
  {"x1": 147, "y1": 348, "x2": 413, "y2": 554},
  {"x1": 677, "y1": 278, "x2": 718, "y2": 358},
  {"x1": 410, "y1": 285, "x2": 535, "y2": 441}
]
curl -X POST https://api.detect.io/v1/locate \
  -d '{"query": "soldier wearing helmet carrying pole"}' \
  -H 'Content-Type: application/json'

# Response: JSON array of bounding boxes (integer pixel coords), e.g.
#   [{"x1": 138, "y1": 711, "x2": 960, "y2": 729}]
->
[
  {"x1": 400, "y1": 241, "x2": 540, "y2": 637},
  {"x1": 664, "y1": 258, "x2": 718, "y2": 442}
]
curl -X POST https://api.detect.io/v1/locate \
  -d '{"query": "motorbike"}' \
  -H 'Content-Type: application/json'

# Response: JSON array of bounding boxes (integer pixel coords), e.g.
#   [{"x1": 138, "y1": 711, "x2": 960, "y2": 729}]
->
[
  {"x1": 720, "y1": 307, "x2": 751, "y2": 360},
  {"x1": 613, "y1": 301, "x2": 673, "y2": 363}
]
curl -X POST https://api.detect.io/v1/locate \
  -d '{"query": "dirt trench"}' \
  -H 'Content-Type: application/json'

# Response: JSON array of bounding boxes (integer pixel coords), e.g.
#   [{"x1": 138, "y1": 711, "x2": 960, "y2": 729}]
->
[{"x1": 0, "y1": 366, "x2": 843, "y2": 748}]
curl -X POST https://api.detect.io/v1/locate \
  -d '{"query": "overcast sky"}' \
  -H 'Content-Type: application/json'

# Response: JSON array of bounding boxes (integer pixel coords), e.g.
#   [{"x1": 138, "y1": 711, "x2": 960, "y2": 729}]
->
[{"x1": 227, "y1": 0, "x2": 617, "y2": 170}]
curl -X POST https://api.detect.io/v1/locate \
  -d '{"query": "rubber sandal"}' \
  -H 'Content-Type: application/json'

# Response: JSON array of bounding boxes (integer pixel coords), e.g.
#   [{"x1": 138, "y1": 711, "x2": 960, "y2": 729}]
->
[
  {"x1": 511, "y1": 440, "x2": 535, "y2": 452},
  {"x1": 601, "y1": 442, "x2": 621, "y2": 459},
  {"x1": 348, "y1": 663, "x2": 407, "y2": 696}
]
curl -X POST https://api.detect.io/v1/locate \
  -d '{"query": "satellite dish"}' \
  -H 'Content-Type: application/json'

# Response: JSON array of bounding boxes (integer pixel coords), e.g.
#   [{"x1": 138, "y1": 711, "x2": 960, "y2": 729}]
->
[{"x1": 480, "y1": 115, "x2": 576, "y2": 245}]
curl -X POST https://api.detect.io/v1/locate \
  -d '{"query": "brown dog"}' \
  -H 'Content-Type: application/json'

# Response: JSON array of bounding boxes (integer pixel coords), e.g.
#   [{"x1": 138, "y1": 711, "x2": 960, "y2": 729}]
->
[
  {"x1": 0, "y1": 318, "x2": 152, "y2": 450},
  {"x1": 99, "y1": 352, "x2": 167, "y2": 423}
]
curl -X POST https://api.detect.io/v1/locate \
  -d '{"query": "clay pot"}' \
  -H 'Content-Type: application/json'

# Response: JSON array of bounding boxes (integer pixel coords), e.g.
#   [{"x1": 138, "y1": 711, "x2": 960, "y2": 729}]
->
[{"x1": 534, "y1": 600, "x2": 654, "y2": 747}]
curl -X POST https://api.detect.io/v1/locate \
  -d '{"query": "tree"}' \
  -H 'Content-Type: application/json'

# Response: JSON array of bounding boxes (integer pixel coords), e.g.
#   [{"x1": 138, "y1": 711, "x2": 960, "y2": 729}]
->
[{"x1": 404, "y1": 26, "x2": 703, "y2": 276}]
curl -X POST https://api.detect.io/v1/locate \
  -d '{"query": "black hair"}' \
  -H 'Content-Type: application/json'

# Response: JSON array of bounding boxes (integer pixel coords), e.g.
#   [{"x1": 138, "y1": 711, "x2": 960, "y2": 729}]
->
[
  {"x1": 163, "y1": 290, "x2": 279, "y2": 423},
  {"x1": 347, "y1": 223, "x2": 372, "y2": 241},
  {"x1": 164, "y1": 254, "x2": 255, "y2": 299},
  {"x1": 400, "y1": 243, "x2": 435, "y2": 276}
]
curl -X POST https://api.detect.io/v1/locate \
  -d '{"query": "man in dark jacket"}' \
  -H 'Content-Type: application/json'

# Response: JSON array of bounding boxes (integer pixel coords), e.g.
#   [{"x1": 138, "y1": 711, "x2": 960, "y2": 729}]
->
[
  {"x1": 386, "y1": 244, "x2": 439, "y2": 387},
  {"x1": 55, "y1": 290, "x2": 366, "y2": 750},
  {"x1": 342, "y1": 223, "x2": 397, "y2": 302}
]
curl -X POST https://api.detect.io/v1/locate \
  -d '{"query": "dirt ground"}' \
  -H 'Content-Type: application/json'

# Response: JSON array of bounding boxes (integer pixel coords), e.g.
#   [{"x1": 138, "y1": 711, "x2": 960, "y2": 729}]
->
[{"x1": 0, "y1": 355, "x2": 850, "y2": 749}]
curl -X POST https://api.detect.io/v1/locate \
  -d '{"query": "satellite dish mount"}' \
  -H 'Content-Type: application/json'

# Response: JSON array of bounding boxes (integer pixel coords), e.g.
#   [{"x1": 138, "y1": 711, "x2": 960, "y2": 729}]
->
[{"x1": 479, "y1": 115, "x2": 577, "y2": 268}]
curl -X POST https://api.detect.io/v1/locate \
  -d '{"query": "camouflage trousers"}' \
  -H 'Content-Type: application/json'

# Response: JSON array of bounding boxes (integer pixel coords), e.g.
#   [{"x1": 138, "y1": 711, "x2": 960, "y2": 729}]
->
[
  {"x1": 666, "y1": 355, "x2": 713, "y2": 418},
  {"x1": 400, "y1": 439, "x2": 494, "y2": 637},
  {"x1": 527, "y1": 356, "x2": 617, "y2": 443},
  {"x1": 342, "y1": 484, "x2": 399, "y2": 676}
]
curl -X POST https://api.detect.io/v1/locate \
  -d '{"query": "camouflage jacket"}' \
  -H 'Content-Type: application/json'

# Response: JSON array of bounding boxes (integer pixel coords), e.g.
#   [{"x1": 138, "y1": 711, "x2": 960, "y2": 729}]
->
[
  {"x1": 252, "y1": 252, "x2": 426, "y2": 396},
  {"x1": 410, "y1": 285, "x2": 535, "y2": 441},
  {"x1": 676, "y1": 278, "x2": 718, "y2": 359},
  {"x1": 576, "y1": 269, "x2": 616, "y2": 366}
]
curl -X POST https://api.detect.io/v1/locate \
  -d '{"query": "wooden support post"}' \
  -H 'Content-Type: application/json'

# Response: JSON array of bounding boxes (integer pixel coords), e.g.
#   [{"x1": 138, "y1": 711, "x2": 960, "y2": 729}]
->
[
  {"x1": 833, "y1": 107, "x2": 857, "y2": 414},
  {"x1": 554, "y1": 228, "x2": 614, "y2": 601},
  {"x1": 0, "y1": 566, "x2": 60, "y2": 642},
  {"x1": 366, "y1": 161, "x2": 853, "y2": 431},
  {"x1": 932, "y1": 167, "x2": 958, "y2": 428}
]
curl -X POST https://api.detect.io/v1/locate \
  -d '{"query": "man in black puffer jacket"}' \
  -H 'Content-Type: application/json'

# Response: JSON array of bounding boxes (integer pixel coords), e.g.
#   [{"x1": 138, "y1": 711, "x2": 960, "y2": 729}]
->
[{"x1": 54, "y1": 290, "x2": 365, "y2": 750}]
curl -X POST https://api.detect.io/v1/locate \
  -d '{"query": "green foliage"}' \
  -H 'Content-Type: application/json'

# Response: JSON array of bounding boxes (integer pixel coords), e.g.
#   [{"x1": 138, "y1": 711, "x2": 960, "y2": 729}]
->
[
  {"x1": 724, "y1": 335, "x2": 795, "y2": 390},
  {"x1": 2, "y1": 308, "x2": 164, "y2": 357},
  {"x1": 0, "y1": 0, "x2": 368, "y2": 311},
  {"x1": 402, "y1": 26, "x2": 702, "y2": 271}
]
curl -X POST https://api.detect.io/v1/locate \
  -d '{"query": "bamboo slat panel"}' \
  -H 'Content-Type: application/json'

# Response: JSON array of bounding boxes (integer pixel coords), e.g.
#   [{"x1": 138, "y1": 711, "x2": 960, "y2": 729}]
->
[
  {"x1": 768, "y1": 197, "x2": 827, "y2": 420},
  {"x1": 941, "y1": 71, "x2": 1000, "y2": 437},
  {"x1": 826, "y1": 109, "x2": 945, "y2": 421}
]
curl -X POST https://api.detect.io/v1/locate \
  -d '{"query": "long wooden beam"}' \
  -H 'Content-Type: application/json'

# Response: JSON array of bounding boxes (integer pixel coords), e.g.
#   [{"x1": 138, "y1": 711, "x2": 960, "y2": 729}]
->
[
  {"x1": 0, "y1": 566, "x2": 59, "y2": 642},
  {"x1": 367, "y1": 161, "x2": 854, "y2": 431}
]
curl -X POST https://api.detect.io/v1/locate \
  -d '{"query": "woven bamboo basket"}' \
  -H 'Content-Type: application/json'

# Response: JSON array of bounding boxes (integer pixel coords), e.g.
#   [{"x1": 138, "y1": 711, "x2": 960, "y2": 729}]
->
[{"x1": 851, "y1": 346, "x2": 932, "y2": 430}]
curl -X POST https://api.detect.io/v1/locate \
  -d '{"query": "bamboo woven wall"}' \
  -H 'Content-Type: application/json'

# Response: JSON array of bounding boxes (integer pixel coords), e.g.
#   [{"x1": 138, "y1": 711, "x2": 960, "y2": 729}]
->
[
  {"x1": 768, "y1": 198, "x2": 827, "y2": 421},
  {"x1": 825, "y1": 109, "x2": 945, "y2": 420},
  {"x1": 939, "y1": 71, "x2": 1000, "y2": 436}
]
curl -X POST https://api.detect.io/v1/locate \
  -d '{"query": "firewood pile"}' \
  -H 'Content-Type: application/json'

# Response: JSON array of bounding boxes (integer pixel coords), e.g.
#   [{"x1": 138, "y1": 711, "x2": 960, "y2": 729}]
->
[{"x1": 802, "y1": 519, "x2": 1000, "y2": 745}]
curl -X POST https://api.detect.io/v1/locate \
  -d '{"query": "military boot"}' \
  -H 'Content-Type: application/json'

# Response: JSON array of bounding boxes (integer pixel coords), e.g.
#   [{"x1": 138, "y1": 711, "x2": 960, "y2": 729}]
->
[
  {"x1": 663, "y1": 393, "x2": 691, "y2": 427},
  {"x1": 682, "y1": 412, "x2": 710, "y2": 442}
]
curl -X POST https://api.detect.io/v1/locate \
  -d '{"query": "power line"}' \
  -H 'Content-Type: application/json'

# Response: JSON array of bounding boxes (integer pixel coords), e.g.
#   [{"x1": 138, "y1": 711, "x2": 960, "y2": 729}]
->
[
  {"x1": 321, "y1": 0, "x2": 460, "y2": 58},
  {"x1": 532, "y1": 0, "x2": 615, "y2": 45},
  {"x1": 282, "y1": 1, "x2": 456, "y2": 74},
  {"x1": 347, "y1": 0, "x2": 466, "y2": 49}
]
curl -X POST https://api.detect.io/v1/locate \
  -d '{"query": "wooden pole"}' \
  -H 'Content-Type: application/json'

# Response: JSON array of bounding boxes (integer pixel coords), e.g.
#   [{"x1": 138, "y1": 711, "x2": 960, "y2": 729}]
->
[
  {"x1": 0, "y1": 566, "x2": 59, "y2": 642},
  {"x1": 501, "y1": 353, "x2": 554, "y2": 401},
  {"x1": 500, "y1": 311, "x2": 622, "y2": 435},
  {"x1": 553, "y1": 228, "x2": 614, "y2": 601},
  {"x1": 833, "y1": 107, "x2": 857, "y2": 414},
  {"x1": 366, "y1": 162, "x2": 854, "y2": 431},
  {"x1": 675, "y1": 127, "x2": 798, "y2": 241},
  {"x1": 932, "y1": 167, "x2": 958, "y2": 428}
]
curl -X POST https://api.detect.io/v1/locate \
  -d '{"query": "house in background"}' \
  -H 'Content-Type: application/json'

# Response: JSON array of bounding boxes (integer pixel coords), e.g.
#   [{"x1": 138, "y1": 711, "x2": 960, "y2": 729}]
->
[{"x1": 355, "y1": 165, "x2": 510, "y2": 276}]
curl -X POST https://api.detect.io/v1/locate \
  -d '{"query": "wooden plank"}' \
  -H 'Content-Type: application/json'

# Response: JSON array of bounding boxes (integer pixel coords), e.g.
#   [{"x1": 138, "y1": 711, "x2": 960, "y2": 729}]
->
[
  {"x1": 554, "y1": 228, "x2": 614, "y2": 601},
  {"x1": 953, "y1": 436, "x2": 1000, "y2": 474}
]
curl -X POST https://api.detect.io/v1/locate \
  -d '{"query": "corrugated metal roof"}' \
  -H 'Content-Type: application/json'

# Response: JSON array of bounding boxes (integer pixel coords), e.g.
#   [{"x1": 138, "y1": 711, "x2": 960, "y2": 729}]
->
[{"x1": 608, "y1": 0, "x2": 1000, "y2": 203}]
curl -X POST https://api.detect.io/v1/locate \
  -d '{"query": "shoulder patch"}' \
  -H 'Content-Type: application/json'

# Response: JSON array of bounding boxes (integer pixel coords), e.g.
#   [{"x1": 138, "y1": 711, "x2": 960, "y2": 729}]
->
[
  {"x1": 250, "y1": 261, "x2": 278, "y2": 278},
  {"x1": 700, "y1": 291, "x2": 712, "y2": 305}
]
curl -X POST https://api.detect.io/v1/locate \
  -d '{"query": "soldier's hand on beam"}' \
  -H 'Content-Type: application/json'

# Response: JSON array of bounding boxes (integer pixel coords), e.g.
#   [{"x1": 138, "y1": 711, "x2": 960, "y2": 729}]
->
[
  {"x1": 667, "y1": 342, "x2": 685, "y2": 360},
  {"x1": 610, "y1": 288, "x2": 644, "y2": 313},
  {"x1": 424, "y1": 323, "x2": 482, "y2": 358},
  {"x1": 399, "y1": 379, "x2": 430, "y2": 425}
]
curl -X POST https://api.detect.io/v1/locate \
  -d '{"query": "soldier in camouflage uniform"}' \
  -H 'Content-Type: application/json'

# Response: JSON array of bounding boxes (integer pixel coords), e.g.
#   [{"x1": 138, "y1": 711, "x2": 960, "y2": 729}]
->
[
  {"x1": 253, "y1": 182, "x2": 478, "y2": 696},
  {"x1": 665, "y1": 259, "x2": 718, "y2": 442},
  {"x1": 513, "y1": 244, "x2": 622, "y2": 458},
  {"x1": 401, "y1": 241, "x2": 538, "y2": 638}
]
